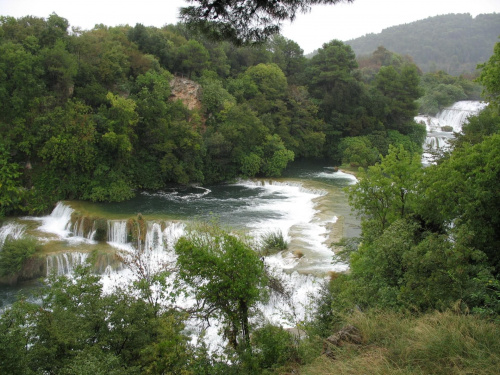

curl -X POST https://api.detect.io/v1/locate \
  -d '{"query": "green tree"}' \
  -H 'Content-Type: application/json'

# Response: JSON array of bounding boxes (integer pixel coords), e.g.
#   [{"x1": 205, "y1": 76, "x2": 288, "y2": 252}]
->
[
  {"x1": 0, "y1": 144, "x2": 24, "y2": 216},
  {"x1": 245, "y1": 63, "x2": 288, "y2": 102},
  {"x1": 0, "y1": 264, "x2": 194, "y2": 374},
  {"x1": 347, "y1": 144, "x2": 422, "y2": 234},
  {"x1": 261, "y1": 134, "x2": 295, "y2": 177},
  {"x1": 175, "y1": 222, "x2": 267, "y2": 350},
  {"x1": 305, "y1": 40, "x2": 363, "y2": 158},
  {"x1": 338, "y1": 136, "x2": 379, "y2": 167},
  {"x1": 374, "y1": 64, "x2": 422, "y2": 133},
  {"x1": 477, "y1": 40, "x2": 500, "y2": 108},
  {"x1": 334, "y1": 218, "x2": 490, "y2": 311},
  {"x1": 180, "y1": 0, "x2": 352, "y2": 45},
  {"x1": 199, "y1": 74, "x2": 236, "y2": 118},
  {"x1": 176, "y1": 39, "x2": 210, "y2": 78},
  {"x1": 418, "y1": 134, "x2": 500, "y2": 275},
  {"x1": 40, "y1": 38, "x2": 77, "y2": 101}
]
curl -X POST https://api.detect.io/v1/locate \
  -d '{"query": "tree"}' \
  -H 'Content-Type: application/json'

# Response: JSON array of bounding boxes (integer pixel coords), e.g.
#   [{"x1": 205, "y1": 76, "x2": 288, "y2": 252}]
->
[
  {"x1": 338, "y1": 136, "x2": 378, "y2": 168},
  {"x1": 180, "y1": 0, "x2": 353, "y2": 45},
  {"x1": 418, "y1": 134, "x2": 500, "y2": 275},
  {"x1": 174, "y1": 222, "x2": 267, "y2": 350},
  {"x1": 305, "y1": 40, "x2": 363, "y2": 157},
  {"x1": 0, "y1": 263, "x2": 194, "y2": 374},
  {"x1": 245, "y1": 63, "x2": 288, "y2": 102},
  {"x1": 176, "y1": 39, "x2": 210, "y2": 78},
  {"x1": 346, "y1": 144, "x2": 422, "y2": 235},
  {"x1": 269, "y1": 35, "x2": 307, "y2": 85},
  {"x1": 374, "y1": 64, "x2": 422, "y2": 133},
  {"x1": 477, "y1": 40, "x2": 500, "y2": 108},
  {"x1": 0, "y1": 144, "x2": 24, "y2": 217}
]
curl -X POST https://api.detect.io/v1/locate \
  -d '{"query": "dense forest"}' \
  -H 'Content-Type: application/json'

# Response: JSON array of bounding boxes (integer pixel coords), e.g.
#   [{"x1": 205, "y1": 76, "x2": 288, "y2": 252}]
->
[
  {"x1": 345, "y1": 13, "x2": 500, "y2": 75},
  {"x1": 0, "y1": 13, "x2": 432, "y2": 216},
  {"x1": 1, "y1": 8, "x2": 500, "y2": 374}
]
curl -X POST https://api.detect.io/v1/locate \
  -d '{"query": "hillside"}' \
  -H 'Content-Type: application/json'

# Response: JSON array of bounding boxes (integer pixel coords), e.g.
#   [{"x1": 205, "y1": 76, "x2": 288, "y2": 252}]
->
[{"x1": 344, "y1": 13, "x2": 500, "y2": 75}]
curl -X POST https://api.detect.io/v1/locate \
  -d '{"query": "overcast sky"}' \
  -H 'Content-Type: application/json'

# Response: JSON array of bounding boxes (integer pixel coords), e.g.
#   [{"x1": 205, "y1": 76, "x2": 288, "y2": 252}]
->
[{"x1": 1, "y1": 0, "x2": 499, "y2": 54}]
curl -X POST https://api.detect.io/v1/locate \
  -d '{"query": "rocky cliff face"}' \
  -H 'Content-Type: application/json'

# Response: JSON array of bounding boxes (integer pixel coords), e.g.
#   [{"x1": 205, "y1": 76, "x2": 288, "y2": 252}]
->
[{"x1": 169, "y1": 76, "x2": 202, "y2": 111}]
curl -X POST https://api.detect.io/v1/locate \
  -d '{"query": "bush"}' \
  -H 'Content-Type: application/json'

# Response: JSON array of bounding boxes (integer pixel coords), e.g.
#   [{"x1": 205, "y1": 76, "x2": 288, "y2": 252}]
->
[
  {"x1": 0, "y1": 236, "x2": 39, "y2": 276},
  {"x1": 252, "y1": 324, "x2": 299, "y2": 372}
]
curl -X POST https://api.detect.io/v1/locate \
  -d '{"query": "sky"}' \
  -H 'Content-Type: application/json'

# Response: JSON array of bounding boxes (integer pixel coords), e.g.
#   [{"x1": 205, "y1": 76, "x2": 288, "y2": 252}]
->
[{"x1": 1, "y1": 0, "x2": 499, "y2": 54}]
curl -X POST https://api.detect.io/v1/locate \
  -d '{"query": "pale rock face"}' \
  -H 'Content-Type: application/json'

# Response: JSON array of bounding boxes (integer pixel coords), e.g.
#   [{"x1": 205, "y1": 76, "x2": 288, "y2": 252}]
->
[{"x1": 169, "y1": 76, "x2": 202, "y2": 111}]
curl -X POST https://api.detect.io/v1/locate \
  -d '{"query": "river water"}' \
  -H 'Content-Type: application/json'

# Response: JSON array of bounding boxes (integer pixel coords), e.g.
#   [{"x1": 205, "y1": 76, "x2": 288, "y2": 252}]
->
[{"x1": 0, "y1": 160, "x2": 360, "y2": 336}]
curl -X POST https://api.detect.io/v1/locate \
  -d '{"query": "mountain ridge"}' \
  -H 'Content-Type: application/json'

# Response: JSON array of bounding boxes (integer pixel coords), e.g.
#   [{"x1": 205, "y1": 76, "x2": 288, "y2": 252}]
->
[{"x1": 308, "y1": 13, "x2": 500, "y2": 76}]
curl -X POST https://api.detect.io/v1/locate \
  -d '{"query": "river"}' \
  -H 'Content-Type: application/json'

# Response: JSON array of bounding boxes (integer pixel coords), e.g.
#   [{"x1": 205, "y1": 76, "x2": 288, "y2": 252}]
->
[{"x1": 0, "y1": 160, "x2": 360, "y2": 335}]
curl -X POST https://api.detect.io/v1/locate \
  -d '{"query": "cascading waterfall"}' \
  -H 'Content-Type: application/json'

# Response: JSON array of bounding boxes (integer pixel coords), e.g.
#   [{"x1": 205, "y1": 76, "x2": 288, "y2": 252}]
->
[
  {"x1": 71, "y1": 217, "x2": 97, "y2": 241},
  {"x1": 37, "y1": 201, "x2": 75, "y2": 238},
  {"x1": 0, "y1": 223, "x2": 26, "y2": 249},
  {"x1": 107, "y1": 220, "x2": 130, "y2": 249},
  {"x1": 415, "y1": 100, "x2": 488, "y2": 164},
  {"x1": 46, "y1": 252, "x2": 90, "y2": 276}
]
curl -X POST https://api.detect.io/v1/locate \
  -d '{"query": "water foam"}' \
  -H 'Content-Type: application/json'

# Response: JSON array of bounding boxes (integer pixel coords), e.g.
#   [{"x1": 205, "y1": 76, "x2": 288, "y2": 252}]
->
[
  {"x1": 0, "y1": 222, "x2": 26, "y2": 249},
  {"x1": 142, "y1": 186, "x2": 212, "y2": 201},
  {"x1": 315, "y1": 170, "x2": 358, "y2": 184},
  {"x1": 22, "y1": 179, "x2": 349, "y2": 353}
]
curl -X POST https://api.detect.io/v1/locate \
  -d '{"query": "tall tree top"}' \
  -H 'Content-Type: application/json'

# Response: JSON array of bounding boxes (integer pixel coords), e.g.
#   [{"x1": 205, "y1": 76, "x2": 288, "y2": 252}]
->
[{"x1": 180, "y1": 0, "x2": 353, "y2": 45}]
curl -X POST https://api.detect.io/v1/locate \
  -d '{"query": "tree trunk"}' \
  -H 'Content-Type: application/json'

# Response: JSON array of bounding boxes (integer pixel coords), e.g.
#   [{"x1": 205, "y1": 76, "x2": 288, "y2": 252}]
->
[{"x1": 240, "y1": 299, "x2": 250, "y2": 348}]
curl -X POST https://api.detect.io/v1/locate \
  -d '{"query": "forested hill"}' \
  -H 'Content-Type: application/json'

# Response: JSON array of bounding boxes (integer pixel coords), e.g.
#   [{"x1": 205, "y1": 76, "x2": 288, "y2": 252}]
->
[{"x1": 344, "y1": 13, "x2": 500, "y2": 75}]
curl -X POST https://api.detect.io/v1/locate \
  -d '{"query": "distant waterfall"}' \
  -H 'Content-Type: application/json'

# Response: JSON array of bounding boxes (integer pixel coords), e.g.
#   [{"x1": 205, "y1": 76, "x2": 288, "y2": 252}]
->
[{"x1": 415, "y1": 101, "x2": 488, "y2": 164}]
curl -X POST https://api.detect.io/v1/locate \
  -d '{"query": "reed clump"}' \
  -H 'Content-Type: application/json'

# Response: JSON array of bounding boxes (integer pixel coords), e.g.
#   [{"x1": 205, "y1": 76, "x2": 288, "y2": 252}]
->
[{"x1": 260, "y1": 229, "x2": 288, "y2": 256}]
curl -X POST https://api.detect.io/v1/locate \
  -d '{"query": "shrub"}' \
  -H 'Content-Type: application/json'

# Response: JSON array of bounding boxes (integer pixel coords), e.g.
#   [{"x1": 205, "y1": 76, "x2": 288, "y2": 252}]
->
[
  {"x1": 0, "y1": 236, "x2": 39, "y2": 276},
  {"x1": 252, "y1": 324, "x2": 299, "y2": 371}
]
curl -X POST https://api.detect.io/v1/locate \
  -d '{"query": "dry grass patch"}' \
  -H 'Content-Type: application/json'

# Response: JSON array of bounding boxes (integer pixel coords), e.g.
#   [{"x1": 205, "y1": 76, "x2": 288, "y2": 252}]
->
[{"x1": 298, "y1": 310, "x2": 500, "y2": 375}]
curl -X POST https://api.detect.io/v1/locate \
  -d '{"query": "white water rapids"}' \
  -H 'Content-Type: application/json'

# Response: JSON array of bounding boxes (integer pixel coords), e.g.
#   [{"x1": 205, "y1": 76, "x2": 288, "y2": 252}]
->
[{"x1": 1, "y1": 172, "x2": 357, "y2": 351}]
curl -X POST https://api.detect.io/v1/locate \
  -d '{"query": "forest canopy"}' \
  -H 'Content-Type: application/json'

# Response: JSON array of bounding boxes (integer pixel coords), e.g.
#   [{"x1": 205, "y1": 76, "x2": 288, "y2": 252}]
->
[{"x1": 2, "y1": 12, "x2": 474, "y2": 216}]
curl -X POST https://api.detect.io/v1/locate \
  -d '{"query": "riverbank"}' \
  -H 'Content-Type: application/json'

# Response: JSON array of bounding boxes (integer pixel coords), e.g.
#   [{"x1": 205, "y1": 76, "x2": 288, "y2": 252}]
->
[{"x1": 299, "y1": 310, "x2": 500, "y2": 375}]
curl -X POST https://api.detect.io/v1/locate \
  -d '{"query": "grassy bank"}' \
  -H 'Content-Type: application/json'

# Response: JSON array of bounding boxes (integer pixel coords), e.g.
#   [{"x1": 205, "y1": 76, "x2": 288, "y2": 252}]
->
[{"x1": 299, "y1": 310, "x2": 500, "y2": 375}]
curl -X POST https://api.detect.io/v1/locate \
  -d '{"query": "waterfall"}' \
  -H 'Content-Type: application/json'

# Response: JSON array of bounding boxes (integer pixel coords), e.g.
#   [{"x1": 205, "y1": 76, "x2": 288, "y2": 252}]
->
[
  {"x1": 107, "y1": 220, "x2": 130, "y2": 250},
  {"x1": 46, "y1": 252, "x2": 90, "y2": 276},
  {"x1": 72, "y1": 217, "x2": 97, "y2": 241},
  {"x1": 435, "y1": 101, "x2": 488, "y2": 133},
  {"x1": 163, "y1": 222, "x2": 186, "y2": 250},
  {"x1": 415, "y1": 100, "x2": 488, "y2": 164},
  {"x1": 38, "y1": 202, "x2": 74, "y2": 238},
  {"x1": 0, "y1": 223, "x2": 26, "y2": 249}
]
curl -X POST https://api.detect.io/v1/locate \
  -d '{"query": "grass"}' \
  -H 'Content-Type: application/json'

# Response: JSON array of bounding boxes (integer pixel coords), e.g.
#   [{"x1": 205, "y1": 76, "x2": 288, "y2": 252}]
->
[
  {"x1": 260, "y1": 229, "x2": 288, "y2": 256},
  {"x1": 299, "y1": 310, "x2": 500, "y2": 375}
]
